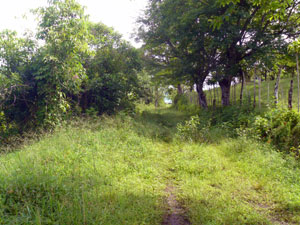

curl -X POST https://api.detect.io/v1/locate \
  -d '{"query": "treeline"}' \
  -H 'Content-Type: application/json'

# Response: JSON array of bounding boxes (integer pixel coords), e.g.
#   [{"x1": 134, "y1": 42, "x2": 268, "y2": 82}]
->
[
  {"x1": 0, "y1": 0, "x2": 153, "y2": 141},
  {"x1": 138, "y1": 0, "x2": 300, "y2": 108}
]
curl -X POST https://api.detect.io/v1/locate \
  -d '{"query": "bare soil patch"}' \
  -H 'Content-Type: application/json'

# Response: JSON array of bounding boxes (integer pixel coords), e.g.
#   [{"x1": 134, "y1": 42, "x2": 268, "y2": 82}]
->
[{"x1": 163, "y1": 185, "x2": 190, "y2": 225}]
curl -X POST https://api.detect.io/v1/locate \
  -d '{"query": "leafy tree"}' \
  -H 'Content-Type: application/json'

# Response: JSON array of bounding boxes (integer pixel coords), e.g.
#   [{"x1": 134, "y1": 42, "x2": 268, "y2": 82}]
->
[
  {"x1": 139, "y1": 0, "x2": 300, "y2": 106},
  {"x1": 0, "y1": 30, "x2": 37, "y2": 128},
  {"x1": 209, "y1": 0, "x2": 300, "y2": 105},
  {"x1": 138, "y1": 0, "x2": 218, "y2": 108},
  {"x1": 82, "y1": 22, "x2": 142, "y2": 114},
  {"x1": 34, "y1": 0, "x2": 91, "y2": 126}
]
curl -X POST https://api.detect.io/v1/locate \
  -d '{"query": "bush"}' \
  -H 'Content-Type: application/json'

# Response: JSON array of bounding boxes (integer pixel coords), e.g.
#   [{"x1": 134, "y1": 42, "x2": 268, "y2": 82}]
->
[
  {"x1": 0, "y1": 111, "x2": 7, "y2": 134},
  {"x1": 0, "y1": 111, "x2": 19, "y2": 145},
  {"x1": 176, "y1": 115, "x2": 211, "y2": 142},
  {"x1": 248, "y1": 107, "x2": 300, "y2": 155}
]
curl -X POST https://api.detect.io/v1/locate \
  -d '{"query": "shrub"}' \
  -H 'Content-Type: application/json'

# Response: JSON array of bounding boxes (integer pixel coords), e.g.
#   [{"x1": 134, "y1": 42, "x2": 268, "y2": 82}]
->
[
  {"x1": 176, "y1": 115, "x2": 210, "y2": 142},
  {"x1": 248, "y1": 107, "x2": 300, "y2": 155},
  {"x1": 0, "y1": 111, "x2": 7, "y2": 134}
]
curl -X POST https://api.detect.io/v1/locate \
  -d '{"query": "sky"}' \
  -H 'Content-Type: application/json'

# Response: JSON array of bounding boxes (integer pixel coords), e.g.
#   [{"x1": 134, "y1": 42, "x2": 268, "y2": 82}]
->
[{"x1": 0, "y1": 0, "x2": 148, "y2": 47}]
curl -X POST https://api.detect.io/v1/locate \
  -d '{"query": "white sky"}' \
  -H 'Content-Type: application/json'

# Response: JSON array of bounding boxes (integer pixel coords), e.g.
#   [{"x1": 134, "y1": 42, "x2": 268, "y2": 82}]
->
[{"x1": 0, "y1": 0, "x2": 148, "y2": 47}]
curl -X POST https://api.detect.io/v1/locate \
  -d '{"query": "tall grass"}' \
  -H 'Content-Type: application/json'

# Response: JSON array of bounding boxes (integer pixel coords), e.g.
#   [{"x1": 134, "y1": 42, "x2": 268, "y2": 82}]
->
[
  {"x1": 0, "y1": 116, "x2": 169, "y2": 224},
  {"x1": 173, "y1": 138, "x2": 300, "y2": 224},
  {"x1": 0, "y1": 107, "x2": 300, "y2": 224}
]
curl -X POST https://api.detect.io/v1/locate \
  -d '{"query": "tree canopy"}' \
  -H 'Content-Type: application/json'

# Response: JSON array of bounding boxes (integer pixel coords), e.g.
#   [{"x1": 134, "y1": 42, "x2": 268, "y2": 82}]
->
[{"x1": 138, "y1": 0, "x2": 300, "y2": 106}]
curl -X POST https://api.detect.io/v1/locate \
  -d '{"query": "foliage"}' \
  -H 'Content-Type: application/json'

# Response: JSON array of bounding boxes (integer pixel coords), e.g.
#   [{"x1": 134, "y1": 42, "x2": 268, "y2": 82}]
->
[
  {"x1": 82, "y1": 22, "x2": 143, "y2": 114},
  {"x1": 0, "y1": 111, "x2": 7, "y2": 134},
  {"x1": 175, "y1": 104, "x2": 259, "y2": 144},
  {"x1": 249, "y1": 107, "x2": 300, "y2": 155},
  {"x1": 0, "y1": 0, "x2": 148, "y2": 141},
  {"x1": 173, "y1": 94, "x2": 199, "y2": 114},
  {"x1": 33, "y1": 0, "x2": 91, "y2": 127},
  {"x1": 176, "y1": 115, "x2": 210, "y2": 142},
  {"x1": 0, "y1": 31, "x2": 36, "y2": 130},
  {"x1": 138, "y1": 0, "x2": 220, "y2": 108},
  {"x1": 138, "y1": 0, "x2": 300, "y2": 106}
]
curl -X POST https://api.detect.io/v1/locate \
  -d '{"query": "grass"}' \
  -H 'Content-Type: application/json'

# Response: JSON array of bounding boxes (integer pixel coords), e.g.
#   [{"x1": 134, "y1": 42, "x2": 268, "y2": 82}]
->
[
  {"x1": 0, "y1": 107, "x2": 300, "y2": 224},
  {"x1": 0, "y1": 115, "x2": 169, "y2": 224},
  {"x1": 173, "y1": 139, "x2": 300, "y2": 224}
]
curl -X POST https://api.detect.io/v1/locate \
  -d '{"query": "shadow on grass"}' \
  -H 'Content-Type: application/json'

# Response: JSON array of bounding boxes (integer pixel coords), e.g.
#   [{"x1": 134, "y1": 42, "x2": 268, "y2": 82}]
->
[
  {"x1": 0, "y1": 171, "x2": 164, "y2": 225},
  {"x1": 132, "y1": 108, "x2": 191, "y2": 142},
  {"x1": 182, "y1": 196, "x2": 275, "y2": 225}
]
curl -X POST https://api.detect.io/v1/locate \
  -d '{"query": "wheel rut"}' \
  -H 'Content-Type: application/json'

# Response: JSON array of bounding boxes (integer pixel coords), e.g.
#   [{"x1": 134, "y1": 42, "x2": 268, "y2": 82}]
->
[{"x1": 163, "y1": 185, "x2": 190, "y2": 225}]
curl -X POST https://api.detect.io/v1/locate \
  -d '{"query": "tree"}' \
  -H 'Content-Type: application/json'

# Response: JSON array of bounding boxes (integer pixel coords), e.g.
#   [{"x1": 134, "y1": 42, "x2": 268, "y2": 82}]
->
[
  {"x1": 289, "y1": 39, "x2": 300, "y2": 112},
  {"x1": 209, "y1": 0, "x2": 300, "y2": 105},
  {"x1": 137, "y1": 0, "x2": 218, "y2": 108},
  {"x1": 34, "y1": 0, "x2": 91, "y2": 126},
  {"x1": 82, "y1": 22, "x2": 142, "y2": 114},
  {"x1": 0, "y1": 30, "x2": 37, "y2": 128}
]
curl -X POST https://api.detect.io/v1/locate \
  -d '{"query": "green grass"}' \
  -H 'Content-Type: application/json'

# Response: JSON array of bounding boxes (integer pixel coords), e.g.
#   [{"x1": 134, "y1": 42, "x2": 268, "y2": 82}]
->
[
  {"x1": 0, "y1": 107, "x2": 300, "y2": 224},
  {"x1": 0, "y1": 116, "x2": 169, "y2": 224},
  {"x1": 173, "y1": 139, "x2": 300, "y2": 224}
]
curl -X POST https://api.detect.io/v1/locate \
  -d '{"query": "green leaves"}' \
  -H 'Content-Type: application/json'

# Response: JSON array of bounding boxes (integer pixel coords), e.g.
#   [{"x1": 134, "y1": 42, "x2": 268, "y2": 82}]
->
[
  {"x1": 83, "y1": 22, "x2": 143, "y2": 114},
  {"x1": 0, "y1": 0, "x2": 148, "y2": 138},
  {"x1": 32, "y1": 0, "x2": 92, "y2": 126},
  {"x1": 289, "y1": 39, "x2": 300, "y2": 54}
]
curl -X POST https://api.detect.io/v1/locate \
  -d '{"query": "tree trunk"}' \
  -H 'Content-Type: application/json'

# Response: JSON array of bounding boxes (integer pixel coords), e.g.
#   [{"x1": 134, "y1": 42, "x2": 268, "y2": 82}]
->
[
  {"x1": 267, "y1": 79, "x2": 270, "y2": 105},
  {"x1": 155, "y1": 87, "x2": 159, "y2": 108},
  {"x1": 219, "y1": 77, "x2": 232, "y2": 106},
  {"x1": 234, "y1": 80, "x2": 236, "y2": 104},
  {"x1": 80, "y1": 90, "x2": 88, "y2": 113},
  {"x1": 274, "y1": 68, "x2": 281, "y2": 105},
  {"x1": 213, "y1": 84, "x2": 216, "y2": 108},
  {"x1": 253, "y1": 75, "x2": 256, "y2": 108},
  {"x1": 189, "y1": 87, "x2": 193, "y2": 104},
  {"x1": 258, "y1": 76, "x2": 261, "y2": 110},
  {"x1": 216, "y1": 84, "x2": 219, "y2": 106},
  {"x1": 196, "y1": 82, "x2": 207, "y2": 108},
  {"x1": 240, "y1": 73, "x2": 244, "y2": 105},
  {"x1": 177, "y1": 84, "x2": 183, "y2": 95},
  {"x1": 289, "y1": 80, "x2": 294, "y2": 109},
  {"x1": 296, "y1": 54, "x2": 300, "y2": 112}
]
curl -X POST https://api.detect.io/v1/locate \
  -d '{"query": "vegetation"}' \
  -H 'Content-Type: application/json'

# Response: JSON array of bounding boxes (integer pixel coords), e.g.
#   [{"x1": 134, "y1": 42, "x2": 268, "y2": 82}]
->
[
  {"x1": 0, "y1": 108, "x2": 300, "y2": 224},
  {"x1": 138, "y1": 0, "x2": 300, "y2": 107},
  {"x1": 0, "y1": 0, "x2": 151, "y2": 143},
  {"x1": 1, "y1": 0, "x2": 300, "y2": 224}
]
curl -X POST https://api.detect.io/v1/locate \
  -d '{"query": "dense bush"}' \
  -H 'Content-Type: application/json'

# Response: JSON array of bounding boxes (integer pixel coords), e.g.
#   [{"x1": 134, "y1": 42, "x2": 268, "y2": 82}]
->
[
  {"x1": 0, "y1": 1, "x2": 151, "y2": 143},
  {"x1": 249, "y1": 107, "x2": 300, "y2": 157}
]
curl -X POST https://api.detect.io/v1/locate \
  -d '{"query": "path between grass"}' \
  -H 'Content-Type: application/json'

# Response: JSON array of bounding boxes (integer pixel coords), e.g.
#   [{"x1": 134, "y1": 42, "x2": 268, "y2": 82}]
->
[
  {"x1": 163, "y1": 184, "x2": 190, "y2": 225},
  {"x1": 0, "y1": 107, "x2": 300, "y2": 224}
]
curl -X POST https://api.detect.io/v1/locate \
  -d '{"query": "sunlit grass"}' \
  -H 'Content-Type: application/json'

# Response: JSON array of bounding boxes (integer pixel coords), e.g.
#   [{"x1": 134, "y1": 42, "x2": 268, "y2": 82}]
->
[
  {"x1": 173, "y1": 138, "x2": 300, "y2": 224},
  {"x1": 0, "y1": 117, "x2": 169, "y2": 224}
]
